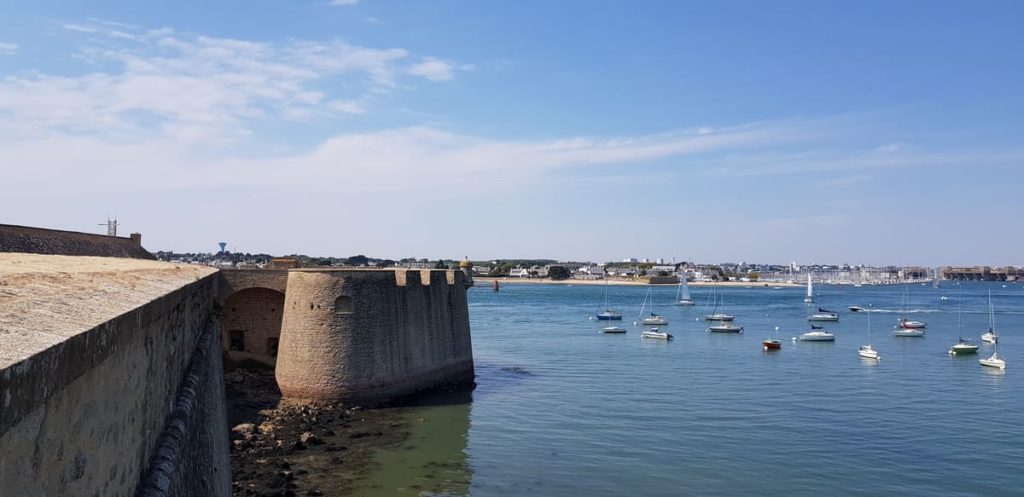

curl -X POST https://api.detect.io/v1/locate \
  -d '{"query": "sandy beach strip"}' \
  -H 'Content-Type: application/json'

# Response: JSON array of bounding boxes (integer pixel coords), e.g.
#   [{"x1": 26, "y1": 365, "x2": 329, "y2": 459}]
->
[{"x1": 474, "y1": 277, "x2": 800, "y2": 288}]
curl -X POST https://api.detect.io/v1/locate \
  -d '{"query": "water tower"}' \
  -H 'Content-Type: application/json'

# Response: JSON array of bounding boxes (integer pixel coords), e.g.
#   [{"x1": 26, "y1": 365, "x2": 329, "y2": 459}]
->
[{"x1": 218, "y1": 242, "x2": 227, "y2": 254}]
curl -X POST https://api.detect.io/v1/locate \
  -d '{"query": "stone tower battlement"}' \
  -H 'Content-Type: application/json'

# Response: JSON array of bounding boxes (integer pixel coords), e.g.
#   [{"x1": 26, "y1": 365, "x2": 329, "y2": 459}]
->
[{"x1": 274, "y1": 268, "x2": 474, "y2": 404}]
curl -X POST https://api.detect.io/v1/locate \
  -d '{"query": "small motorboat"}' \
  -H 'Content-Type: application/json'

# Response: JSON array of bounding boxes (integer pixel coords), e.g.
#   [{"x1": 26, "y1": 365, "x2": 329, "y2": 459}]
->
[
  {"x1": 808, "y1": 308, "x2": 839, "y2": 322},
  {"x1": 708, "y1": 322, "x2": 743, "y2": 333},
  {"x1": 979, "y1": 352, "x2": 1006, "y2": 370},
  {"x1": 799, "y1": 326, "x2": 835, "y2": 341},
  {"x1": 892, "y1": 327, "x2": 925, "y2": 337},
  {"x1": 763, "y1": 339, "x2": 782, "y2": 350},
  {"x1": 848, "y1": 306, "x2": 866, "y2": 312},
  {"x1": 641, "y1": 313, "x2": 669, "y2": 326},
  {"x1": 858, "y1": 345, "x2": 880, "y2": 360},
  {"x1": 949, "y1": 337, "x2": 979, "y2": 355},
  {"x1": 641, "y1": 328, "x2": 673, "y2": 340},
  {"x1": 600, "y1": 325, "x2": 627, "y2": 334}
]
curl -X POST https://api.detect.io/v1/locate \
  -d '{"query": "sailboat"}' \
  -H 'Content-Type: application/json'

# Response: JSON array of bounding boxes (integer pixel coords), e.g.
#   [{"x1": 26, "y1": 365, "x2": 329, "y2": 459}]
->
[
  {"x1": 859, "y1": 304, "x2": 879, "y2": 360},
  {"x1": 708, "y1": 321, "x2": 744, "y2": 333},
  {"x1": 804, "y1": 273, "x2": 814, "y2": 303},
  {"x1": 798, "y1": 324, "x2": 835, "y2": 341},
  {"x1": 808, "y1": 307, "x2": 839, "y2": 322},
  {"x1": 981, "y1": 290, "x2": 999, "y2": 344},
  {"x1": 596, "y1": 276, "x2": 623, "y2": 320},
  {"x1": 895, "y1": 286, "x2": 926, "y2": 330},
  {"x1": 763, "y1": 325, "x2": 782, "y2": 350},
  {"x1": 638, "y1": 286, "x2": 668, "y2": 326},
  {"x1": 949, "y1": 288, "x2": 978, "y2": 355},
  {"x1": 675, "y1": 274, "x2": 694, "y2": 306},
  {"x1": 703, "y1": 288, "x2": 735, "y2": 321},
  {"x1": 979, "y1": 294, "x2": 1006, "y2": 369}
]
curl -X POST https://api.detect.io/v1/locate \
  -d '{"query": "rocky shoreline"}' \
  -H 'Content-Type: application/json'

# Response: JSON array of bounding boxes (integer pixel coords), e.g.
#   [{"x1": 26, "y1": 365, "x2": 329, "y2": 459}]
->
[{"x1": 225, "y1": 369, "x2": 410, "y2": 497}]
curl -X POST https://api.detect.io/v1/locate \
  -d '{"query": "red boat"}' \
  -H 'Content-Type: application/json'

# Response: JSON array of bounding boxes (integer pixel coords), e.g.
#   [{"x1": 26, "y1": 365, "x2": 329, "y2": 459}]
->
[
  {"x1": 897, "y1": 317, "x2": 927, "y2": 329},
  {"x1": 762, "y1": 339, "x2": 782, "y2": 350}
]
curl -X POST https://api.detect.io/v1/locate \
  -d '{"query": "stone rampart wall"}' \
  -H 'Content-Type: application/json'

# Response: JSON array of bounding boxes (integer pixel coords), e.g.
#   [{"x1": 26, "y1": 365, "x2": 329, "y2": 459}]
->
[
  {"x1": 276, "y1": 269, "x2": 474, "y2": 404},
  {"x1": 0, "y1": 223, "x2": 155, "y2": 259},
  {"x1": 0, "y1": 273, "x2": 229, "y2": 497}
]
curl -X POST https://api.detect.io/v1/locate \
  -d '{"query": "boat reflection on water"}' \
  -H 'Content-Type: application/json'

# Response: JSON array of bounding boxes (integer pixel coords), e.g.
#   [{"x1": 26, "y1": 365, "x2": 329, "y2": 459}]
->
[{"x1": 348, "y1": 390, "x2": 472, "y2": 497}]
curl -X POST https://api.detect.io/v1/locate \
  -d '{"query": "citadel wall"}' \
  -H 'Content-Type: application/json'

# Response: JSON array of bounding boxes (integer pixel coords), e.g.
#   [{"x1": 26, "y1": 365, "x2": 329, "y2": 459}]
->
[
  {"x1": 0, "y1": 263, "x2": 229, "y2": 497},
  {"x1": 275, "y1": 268, "x2": 474, "y2": 404},
  {"x1": 0, "y1": 223, "x2": 155, "y2": 259}
]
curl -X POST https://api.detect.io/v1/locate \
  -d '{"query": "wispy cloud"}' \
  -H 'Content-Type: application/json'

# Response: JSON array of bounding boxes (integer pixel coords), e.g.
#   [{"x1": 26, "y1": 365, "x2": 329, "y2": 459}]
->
[
  {"x1": 407, "y1": 57, "x2": 460, "y2": 81},
  {"x1": 328, "y1": 0, "x2": 359, "y2": 5},
  {"x1": 0, "y1": 20, "x2": 463, "y2": 143},
  {"x1": 0, "y1": 42, "x2": 18, "y2": 55}
]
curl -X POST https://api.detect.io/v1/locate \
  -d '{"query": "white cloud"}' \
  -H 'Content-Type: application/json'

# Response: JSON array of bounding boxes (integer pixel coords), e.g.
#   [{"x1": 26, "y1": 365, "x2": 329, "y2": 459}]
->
[
  {"x1": 0, "y1": 42, "x2": 18, "y2": 55},
  {"x1": 408, "y1": 57, "x2": 456, "y2": 81},
  {"x1": 329, "y1": 0, "x2": 359, "y2": 5},
  {"x1": 874, "y1": 142, "x2": 905, "y2": 153},
  {"x1": 0, "y1": 21, "x2": 462, "y2": 143}
]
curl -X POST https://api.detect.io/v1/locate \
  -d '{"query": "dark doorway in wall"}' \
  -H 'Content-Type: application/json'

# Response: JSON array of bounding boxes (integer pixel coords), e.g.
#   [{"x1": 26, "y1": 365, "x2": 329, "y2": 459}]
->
[
  {"x1": 266, "y1": 337, "x2": 279, "y2": 357},
  {"x1": 229, "y1": 330, "x2": 245, "y2": 351}
]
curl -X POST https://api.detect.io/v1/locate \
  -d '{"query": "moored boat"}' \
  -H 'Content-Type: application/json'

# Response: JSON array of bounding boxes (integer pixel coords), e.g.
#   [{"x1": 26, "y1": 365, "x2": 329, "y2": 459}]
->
[
  {"x1": 808, "y1": 308, "x2": 839, "y2": 322},
  {"x1": 763, "y1": 326, "x2": 782, "y2": 350},
  {"x1": 708, "y1": 322, "x2": 743, "y2": 333},
  {"x1": 597, "y1": 310, "x2": 623, "y2": 320},
  {"x1": 804, "y1": 274, "x2": 814, "y2": 303},
  {"x1": 600, "y1": 325, "x2": 627, "y2": 334},
  {"x1": 848, "y1": 305, "x2": 866, "y2": 312},
  {"x1": 979, "y1": 352, "x2": 1006, "y2": 369},
  {"x1": 858, "y1": 304, "x2": 880, "y2": 360},
  {"x1": 641, "y1": 328, "x2": 673, "y2": 340},
  {"x1": 641, "y1": 314, "x2": 668, "y2": 326},
  {"x1": 799, "y1": 325, "x2": 835, "y2": 341},
  {"x1": 981, "y1": 290, "x2": 999, "y2": 344},
  {"x1": 858, "y1": 345, "x2": 880, "y2": 360},
  {"x1": 892, "y1": 327, "x2": 925, "y2": 337},
  {"x1": 949, "y1": 338, "x2": 978, "y2": 355}
]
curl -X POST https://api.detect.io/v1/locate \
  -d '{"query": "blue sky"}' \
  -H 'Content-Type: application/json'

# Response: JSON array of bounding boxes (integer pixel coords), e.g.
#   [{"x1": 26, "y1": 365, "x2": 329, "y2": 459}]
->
[{"x1": 1, "y1": 1, "x2": 1022, "y2": 266}]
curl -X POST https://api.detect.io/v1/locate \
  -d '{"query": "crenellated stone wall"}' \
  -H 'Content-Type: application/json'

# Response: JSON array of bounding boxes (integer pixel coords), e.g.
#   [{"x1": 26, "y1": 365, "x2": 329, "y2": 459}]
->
[{"x1": 275, "y1": 268, "x2": 474, "y2": 404}]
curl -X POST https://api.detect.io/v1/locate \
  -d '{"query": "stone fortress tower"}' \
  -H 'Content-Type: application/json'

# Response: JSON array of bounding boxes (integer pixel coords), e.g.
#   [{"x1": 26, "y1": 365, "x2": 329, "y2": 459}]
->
[{"x1": 274, "y1": 268, "x2": 474, "y2": 404}]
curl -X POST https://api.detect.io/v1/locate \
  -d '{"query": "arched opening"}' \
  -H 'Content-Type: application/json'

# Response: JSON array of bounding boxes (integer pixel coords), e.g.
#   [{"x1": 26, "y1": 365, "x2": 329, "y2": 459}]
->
[
  {"x1": 334, "y1": 295, "x2": 354, "y2": 313},
  {"x1": 221, "y1": 287, "x2": 286, "y2": 369}
]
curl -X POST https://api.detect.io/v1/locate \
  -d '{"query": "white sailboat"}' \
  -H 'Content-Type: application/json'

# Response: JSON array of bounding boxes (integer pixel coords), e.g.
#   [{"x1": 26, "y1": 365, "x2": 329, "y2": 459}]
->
[
  {"x1": 979, "y1": 297, "x2": 1006, "y2": 368},
  {"x1": 708, "y1": 321, "x2": 743, "y2": 333},
  {"x1": 895, "y1": 286, "x2": 926, "y2": 331},
  {"x1": 949, "y1": 288, "x2": 978, "y2": 355},
  {"x1": 804, "y1": 273, "x2": 814, "y2": 303},
  {"x1": 638, "y1": 286, "x2": 668, "y2": 326},
  {"x1": 675, "y1": 273, "x2": 694, "y2": 306},
  {"x1": 799, "y1": 325, "x2": 835, "y2": 341},
  {"x1": 858, "y1": 304, "x2": 880, "y2": 359},
  {"x1": 981, "y1": 290, "x2": 999, "y2": 344}
]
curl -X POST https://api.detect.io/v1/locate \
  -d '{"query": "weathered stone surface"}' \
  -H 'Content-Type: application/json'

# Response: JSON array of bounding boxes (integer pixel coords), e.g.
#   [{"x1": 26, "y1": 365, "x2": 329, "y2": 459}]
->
[
  {"x1": 0, "y1": 223, "x2": 155, "y2": 259},
  {"x1": 0, "y1": 254, "x2": 228, "y2": 497},
  {"x1": 275, "y1": 269, "x2": 474, "y2": 404}
]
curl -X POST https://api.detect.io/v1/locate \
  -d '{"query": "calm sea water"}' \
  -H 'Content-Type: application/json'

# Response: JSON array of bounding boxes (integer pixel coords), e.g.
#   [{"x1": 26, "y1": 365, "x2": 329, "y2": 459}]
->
[{"x1": 351, "y1": 282, "x2": 1024, "y2": 497}]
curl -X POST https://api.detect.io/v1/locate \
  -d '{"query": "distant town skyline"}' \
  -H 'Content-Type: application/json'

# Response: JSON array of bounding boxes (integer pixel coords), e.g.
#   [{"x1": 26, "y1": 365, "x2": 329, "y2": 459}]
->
[{"x1": 2, "y1": 2, "x2": 1023, "y2": 267}]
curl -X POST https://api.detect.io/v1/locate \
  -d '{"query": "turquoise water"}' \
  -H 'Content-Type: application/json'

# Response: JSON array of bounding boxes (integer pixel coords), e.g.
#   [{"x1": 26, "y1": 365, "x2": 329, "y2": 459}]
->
[{"x1": 356, "y1": 282, "x2": 1024, "y2": 497}]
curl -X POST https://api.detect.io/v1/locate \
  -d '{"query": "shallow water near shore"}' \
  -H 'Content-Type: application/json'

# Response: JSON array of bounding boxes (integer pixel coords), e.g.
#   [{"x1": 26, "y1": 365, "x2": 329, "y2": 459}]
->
[{"x1": 352, "y1": 282, "x2": 1024, "y2": 496}]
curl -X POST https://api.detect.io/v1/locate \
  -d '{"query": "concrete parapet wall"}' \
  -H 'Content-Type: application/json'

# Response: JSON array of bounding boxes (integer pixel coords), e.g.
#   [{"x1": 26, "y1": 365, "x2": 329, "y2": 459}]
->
[
  {"x1": 276, "y1": 269, "x2": 474, "y2": 404},
  {"x1": 0, "y1": 272, "x2": 230, "y2": 497},
  {"x1": 0, "y1": 224, "x2": 155, "y2": 259}
]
